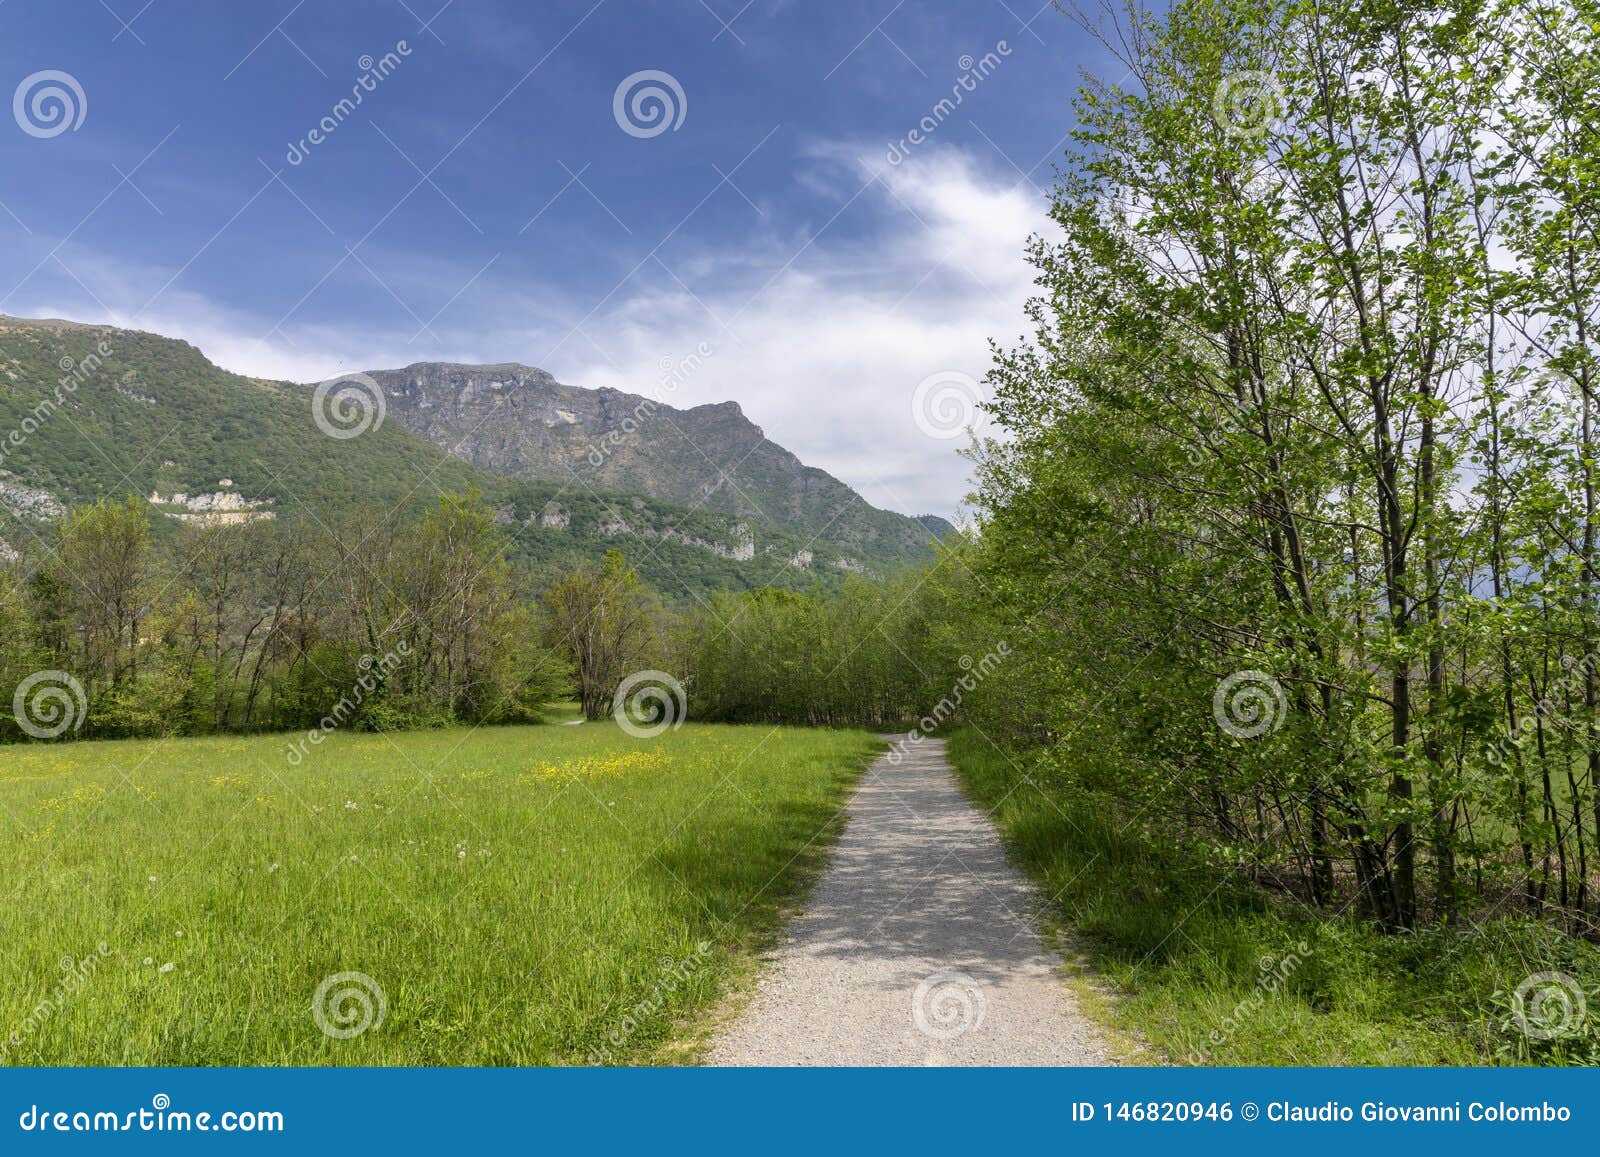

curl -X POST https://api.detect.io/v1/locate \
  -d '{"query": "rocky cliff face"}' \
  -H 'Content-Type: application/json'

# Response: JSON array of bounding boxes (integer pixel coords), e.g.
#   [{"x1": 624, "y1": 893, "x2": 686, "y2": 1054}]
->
[
  {"x1": 0, "y1": 314, "x2": 948, "y2": 581},
  {"x1": 366, "y1": 362, "x2": 939, "y2": 560}
]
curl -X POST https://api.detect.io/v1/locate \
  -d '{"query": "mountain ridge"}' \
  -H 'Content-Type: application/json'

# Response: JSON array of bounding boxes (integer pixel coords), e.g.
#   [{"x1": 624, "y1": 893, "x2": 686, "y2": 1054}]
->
[
  {"x1": 358, "y1": 359, "x2": 940, "y2": 559},
  {"x1": 0, "y1": 315, "x2": 950, "y2": 590}
]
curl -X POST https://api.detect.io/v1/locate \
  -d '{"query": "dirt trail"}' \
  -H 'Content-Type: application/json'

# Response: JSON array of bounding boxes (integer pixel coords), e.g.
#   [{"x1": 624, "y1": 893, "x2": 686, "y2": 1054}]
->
[{"x1": 710, "y1": 735, "x2": 1111, "y2": 1066}]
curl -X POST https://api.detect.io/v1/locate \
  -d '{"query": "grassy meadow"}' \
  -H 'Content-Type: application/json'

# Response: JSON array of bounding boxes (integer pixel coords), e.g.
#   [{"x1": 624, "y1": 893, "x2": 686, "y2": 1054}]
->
[
  {"x1": 946, "y1": 730, "x2": 1600, "y2": 1067},
  {"x1": 0, "y1": 721, "x2": 881, "y2": 1065}
]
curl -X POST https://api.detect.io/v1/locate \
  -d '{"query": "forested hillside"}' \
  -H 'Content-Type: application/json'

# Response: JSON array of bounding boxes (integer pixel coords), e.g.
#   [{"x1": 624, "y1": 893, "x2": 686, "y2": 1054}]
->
[{"x1": 0, "y1": 316, "x2": 942, "y2": 595}]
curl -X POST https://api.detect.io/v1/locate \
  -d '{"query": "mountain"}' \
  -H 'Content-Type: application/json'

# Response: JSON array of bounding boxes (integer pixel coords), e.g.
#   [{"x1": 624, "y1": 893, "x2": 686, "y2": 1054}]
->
[
  {"x1": 0, "y1": 315, "x2": 482, "y2": 509},
  {"x1": 0, "y1": 316, "x2": 945, "y2": 592},
  {"x1": 365, "y1": 361, "x2": 940, "y2": 562}
]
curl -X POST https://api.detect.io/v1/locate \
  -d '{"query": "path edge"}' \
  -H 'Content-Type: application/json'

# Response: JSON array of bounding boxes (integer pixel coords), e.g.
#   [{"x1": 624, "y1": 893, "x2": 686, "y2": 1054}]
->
[
  {"x1": 939, "y1": 728, "x2": 1158, "y2": 1066},
  {"x1": 652, "y1": 732, "x2": 890, "y2": 1066}
]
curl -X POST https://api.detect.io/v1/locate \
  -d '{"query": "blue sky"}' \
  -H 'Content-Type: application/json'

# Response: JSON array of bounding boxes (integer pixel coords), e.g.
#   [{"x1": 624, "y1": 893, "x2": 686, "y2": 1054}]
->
[{"x1": 0, "y1": 0, "x2": 1115, "y2": 519}]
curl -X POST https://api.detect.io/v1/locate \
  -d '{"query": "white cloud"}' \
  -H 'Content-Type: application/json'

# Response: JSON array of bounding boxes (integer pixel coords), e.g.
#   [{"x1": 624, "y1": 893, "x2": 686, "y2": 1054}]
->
[
  {"x1": 566, "y1": 146, "x2": 1051, "y2": 518},
  {"x1": 3, "y1": 145, "x2": 1051, "y2": 519}
]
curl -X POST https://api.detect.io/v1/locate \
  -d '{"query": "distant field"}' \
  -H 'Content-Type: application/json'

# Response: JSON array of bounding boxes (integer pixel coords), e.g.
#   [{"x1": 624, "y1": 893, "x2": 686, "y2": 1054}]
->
[{"x1": 0, "y1": 722, "x2": 880, "y2": 1065}]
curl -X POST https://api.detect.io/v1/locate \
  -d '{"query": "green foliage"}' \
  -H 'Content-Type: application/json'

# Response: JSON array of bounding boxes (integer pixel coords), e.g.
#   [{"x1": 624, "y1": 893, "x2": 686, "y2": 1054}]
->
[
  {"x1": 947, "y1": 729, "x2": 1600, "y2": 1065},
  {"x1": 0, "y1": 317, "x2": 938, "y2": 594},
  {"x1": 688, "y1": 565, "x2": 977, "y2": 728},
  {"x1": 0, "y1": 319, "x2": 481, "y2": 514},
  {"x1": 946, "y1": 0, "x2": 1600, "y2": 932},
  {"x1": 641, "y1": 0, "x2": 1600, "y2": 1066},
  {"x1": 543, "y1": 549, "x2": 661, "y2": 719},
  {"x1": 1, "y1": 492, "x2": 576, "y2": 740}
]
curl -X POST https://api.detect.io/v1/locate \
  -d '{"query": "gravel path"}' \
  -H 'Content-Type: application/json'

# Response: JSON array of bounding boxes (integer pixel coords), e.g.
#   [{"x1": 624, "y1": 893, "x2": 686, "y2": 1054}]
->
[{"x1": 710, "y1": 735, "x2": 1111, "y2": 1066}]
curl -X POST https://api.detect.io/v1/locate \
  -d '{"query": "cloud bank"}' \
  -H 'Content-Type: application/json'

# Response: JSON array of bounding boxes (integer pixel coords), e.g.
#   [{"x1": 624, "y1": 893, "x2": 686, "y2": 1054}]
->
[{"x1": 8, "y1": 145, "x2": 1052, "y2": 520}]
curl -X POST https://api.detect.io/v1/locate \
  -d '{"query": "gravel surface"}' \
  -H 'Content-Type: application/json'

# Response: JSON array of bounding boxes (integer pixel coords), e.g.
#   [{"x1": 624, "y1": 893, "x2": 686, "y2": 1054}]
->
[{"x1": 710, "y1": 735, "x2": 1111, "y2": 1066}]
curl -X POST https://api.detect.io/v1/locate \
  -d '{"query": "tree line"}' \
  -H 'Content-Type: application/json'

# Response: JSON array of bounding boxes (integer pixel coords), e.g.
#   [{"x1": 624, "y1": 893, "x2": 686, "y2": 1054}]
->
[
  {"x1": 681, "y1": 0, "x2": 1600, "y2": 938},
  {"x1": 924, "y1": 0, "x2": 1600, "y2": 933},
  {"x1": 0, "y1": 487, "x2": 956, "y2": 744},
  {"x1": 7, "y1": 0, "x2": 1596, "y2": 945},
  {"x1": 1, "y1": 492, "x2": 578, "y2": 740}
]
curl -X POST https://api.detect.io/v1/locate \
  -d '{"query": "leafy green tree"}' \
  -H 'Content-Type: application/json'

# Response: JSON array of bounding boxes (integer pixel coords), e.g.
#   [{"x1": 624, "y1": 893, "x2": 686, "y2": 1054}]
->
[
  {"x1": 34, "y1": 496, "x2": 150, "y2": 734},
  {"x1": 543, "y1": 549, "x2": 657, "y2": 720}
]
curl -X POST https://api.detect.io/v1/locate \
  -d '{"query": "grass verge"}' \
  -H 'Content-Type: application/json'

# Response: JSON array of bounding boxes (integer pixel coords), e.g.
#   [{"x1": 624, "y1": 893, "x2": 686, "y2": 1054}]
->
[
  {"x1": 945, "y1": 729, "x2": 1600, "y2": 1066},
  {"x1": 0, "y1": 722, "x2": 881, "y2": 1065}
]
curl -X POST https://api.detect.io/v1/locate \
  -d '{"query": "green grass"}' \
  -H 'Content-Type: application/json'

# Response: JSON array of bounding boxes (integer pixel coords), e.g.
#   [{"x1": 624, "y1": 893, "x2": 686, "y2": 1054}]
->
[
  {"x1": 0, "y1": 722, "x2": 880, "y2": 1065},
  {"x1": 539, "y1": 700, "x2": 587, "y2": 725},
  {"x1": 945, "y1": 729, "x2": 1600, "y2": 1066}
]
